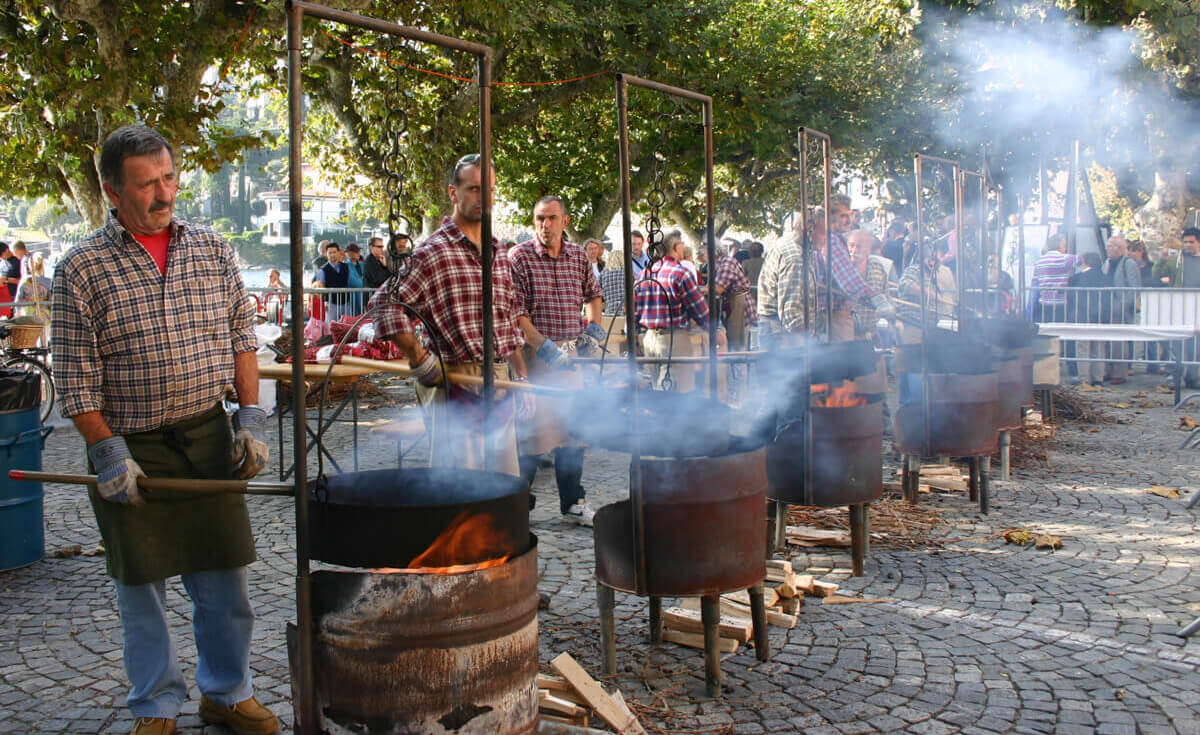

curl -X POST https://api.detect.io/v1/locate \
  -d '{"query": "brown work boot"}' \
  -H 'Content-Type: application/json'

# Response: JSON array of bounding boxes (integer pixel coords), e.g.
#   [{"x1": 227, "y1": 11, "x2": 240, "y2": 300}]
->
[
  {"x1": 199, "y1": 695, "x2": 279, "y2": 735},
  {"x1": 129, "y1": 717, "x2": 176, "y2": 735}
]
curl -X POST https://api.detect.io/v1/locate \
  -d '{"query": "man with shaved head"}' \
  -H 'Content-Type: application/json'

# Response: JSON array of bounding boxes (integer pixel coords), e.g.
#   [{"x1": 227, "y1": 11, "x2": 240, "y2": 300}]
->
[{"x1": 1101, "y1": 235, "x2": 1141, "y2": 383}]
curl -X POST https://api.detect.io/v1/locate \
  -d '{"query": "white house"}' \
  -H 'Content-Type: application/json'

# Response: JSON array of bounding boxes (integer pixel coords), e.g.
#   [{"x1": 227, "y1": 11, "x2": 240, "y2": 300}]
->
[{"x1": 257, "y1": 189, "x2": 349, "y2": 246}]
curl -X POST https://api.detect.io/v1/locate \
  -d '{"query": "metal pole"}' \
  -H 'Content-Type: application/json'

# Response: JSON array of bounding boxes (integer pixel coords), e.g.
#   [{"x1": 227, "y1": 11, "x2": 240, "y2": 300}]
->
[
  {"x1": 1066, "y1": 141, "x2": 1079, "y2": 254},
  {"x1": 953, "y1": 165, "x2": 964, "y2": 326},
  {"x1": 615, "y1": 74, "x2": 647, "y2": 596},
  {"x1": 822, "y1": 139, "x2": 833, "y2": 343},
  {"x1": 1038, "y1": 150, "x2": 1047, "y2": 224},
  {"x1": 914, "y1": 155, "x2": 931, "y2": 457},
  {"x1": 703, "y1": 101, "x2": 717, "y2": 399},
  {"x1": 479, "y1": 52, "x2": 495, "y2": 470},
  {"x1": 284, "y1": 5, "x2": 316, "y2": 732},
  {"x1": 1017, "y1": 193, "x2": 1026, "y2": 315},
  {"x1": 799, "y1": 130, "x2": 811, "y2": 334}
]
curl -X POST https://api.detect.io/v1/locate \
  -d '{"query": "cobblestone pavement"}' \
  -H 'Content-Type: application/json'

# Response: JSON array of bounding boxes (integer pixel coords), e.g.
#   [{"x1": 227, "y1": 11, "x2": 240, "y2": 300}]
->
[{"x1": 0, "y1": 371, "x2": 1197, "y2": 734}]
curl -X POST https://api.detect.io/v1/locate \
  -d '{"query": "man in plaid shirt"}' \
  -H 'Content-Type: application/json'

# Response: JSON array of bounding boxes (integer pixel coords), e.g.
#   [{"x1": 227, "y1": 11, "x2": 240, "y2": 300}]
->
[
  {"x1": 712, "y1": 245, "x2": 758, "y2": 351},
  {"x1": 635, "y1": 230, "x2": 712, "y2": 392},
  {"x1": 52, "y1": 126, "x2": 276, "y2": 735},
  {"x1": 509, "y1": 196, "x2": 605, "y2": 525},
  {"x1": 812, "y1": 195, "x2": 895, "y2": 339},
  {"x1": 367, "y1": 154, "x2": 529, "y2": 477}
]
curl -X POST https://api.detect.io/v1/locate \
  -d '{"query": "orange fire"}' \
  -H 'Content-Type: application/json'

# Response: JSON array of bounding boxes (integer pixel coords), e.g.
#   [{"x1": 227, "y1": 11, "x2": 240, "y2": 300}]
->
[
  {"x1": 372, "y1": 510, "x2": 516, "y2": 575},
  {"x1": 811, "y1": 381, "x2": 867, "y2": 408}
]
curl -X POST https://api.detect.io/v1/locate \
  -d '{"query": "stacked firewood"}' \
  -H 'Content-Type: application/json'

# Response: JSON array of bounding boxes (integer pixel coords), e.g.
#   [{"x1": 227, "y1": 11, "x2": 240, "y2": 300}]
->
[{"x1": 538, "y1": 653, "x2": 646, "y2": 734}]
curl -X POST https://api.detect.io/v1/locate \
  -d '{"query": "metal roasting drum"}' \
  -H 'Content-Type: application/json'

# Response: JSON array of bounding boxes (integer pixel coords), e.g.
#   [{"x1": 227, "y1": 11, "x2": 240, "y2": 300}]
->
[
  {"x1": 767, "y1": 398, "x2": 884, "y2": 507},
  {"x1": 893, "y1": 337, "x2": 1001, "y2": 457}
]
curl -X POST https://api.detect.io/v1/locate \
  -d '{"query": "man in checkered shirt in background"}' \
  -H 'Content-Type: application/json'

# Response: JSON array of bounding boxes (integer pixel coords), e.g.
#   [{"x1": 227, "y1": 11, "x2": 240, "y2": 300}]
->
[
  {"x1": 367, "y1": 154, "x2": 530, "y2": 476},
  {"x1": 634, "y1": 229, "x2": 711, "y2": 392},
  {"x1": 52, "y1": 125, "x2": 276, "y2": 735},
  {"x1": 508, "y1": 196, "x2": 606, "y2": 526}
]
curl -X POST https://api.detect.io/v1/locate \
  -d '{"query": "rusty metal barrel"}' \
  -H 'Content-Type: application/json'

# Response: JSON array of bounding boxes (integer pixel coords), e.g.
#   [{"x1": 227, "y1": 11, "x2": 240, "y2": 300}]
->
[
  {"x1": 289, "y1": 541, "x2": 540, "y2": 735},
  {"x1": 595, "y1": 447, "x2": 767, "y2": 597},
  {"x1": 993, "y1": 351, "x2": 1023, "y2": 431},
  {"x1": 767, "y1": 399, "x2": 884, "y2": 507},
  {"x1": 894, "y1": 342, "x2": 1000, "y2": 457}
]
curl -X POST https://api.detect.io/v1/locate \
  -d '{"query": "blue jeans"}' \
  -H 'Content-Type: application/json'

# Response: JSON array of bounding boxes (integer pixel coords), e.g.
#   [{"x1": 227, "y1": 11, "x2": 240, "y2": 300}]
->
[{"x1": 114, "y1": 567, "x2": 254, "y2": 719}]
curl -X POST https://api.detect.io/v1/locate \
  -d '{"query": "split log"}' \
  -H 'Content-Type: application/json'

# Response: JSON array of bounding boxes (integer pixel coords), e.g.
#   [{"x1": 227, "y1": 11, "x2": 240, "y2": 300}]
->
[
  {"x1": 551, "y1": 653, "x2": 647, "y2": 735},
  {"x1": 786, "y1": 525, "x2": 852, "y2": 547},
  {"x1": 661, "y1": 628, "x2": 740, "y2": 653},
  {"x1": 539, "y1": 691, "x2": 582, "y2": 717},
  {"x1": 662, "y1": 606, "x2": 753, "y2": 642},
  {"x1": 810, "y1": 580, "x2": 840, "y2": 598},
  {"x1": 723, "y1": 587, "x2": 780, "y2": 609}
]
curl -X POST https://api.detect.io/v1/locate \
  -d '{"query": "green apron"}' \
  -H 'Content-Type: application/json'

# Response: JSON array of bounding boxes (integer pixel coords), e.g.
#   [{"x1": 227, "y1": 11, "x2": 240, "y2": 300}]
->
[{"x1": 88, "y1": 404, "x2": 256, "y2": 585}]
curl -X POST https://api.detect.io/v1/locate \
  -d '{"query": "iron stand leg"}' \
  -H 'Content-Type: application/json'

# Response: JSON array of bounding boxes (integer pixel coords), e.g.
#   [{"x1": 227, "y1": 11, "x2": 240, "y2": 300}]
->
[
  {"x1": 748, "y1": 584, "x2": 769, "y2": 661},
  {"x1": 900, "y1": 454, "x2": 910, "y2": 500},
  {"x1": 352, "y1": 380, "x2": 359, "y2": 471},
  {"x1": 773, "y1": 500, "x2": 788, "y2": 551},
  {"x1": 907, "y1": 456, "x2": 922, "y2": 504},
  {"x1": 700, "y1": 594, "x2": 722, "y2": 696},
  {"x1": 968, "y1": 457, "x2": 980, "y2": 503},
  {"x1": 979, "y1": 455, "x2": 991, "y2": 514},
  {"x1": 849, "y1": 504, "x2": 868, "y2": 577},
  {"x1": 999, "y1": 430, "x2": 1011, "y2": 481},
  {"x1": 277, "y1": 387, "x2": 286, "y2": 481},
  {"x1": 597, "y1": 584, "x2": 616, "y2": 675},
  {"x1": 1176, "y1": 344, "x2": 1184, "y2": 408},
  {"x1": 648, "y1": 596, "x2": 663, "y2": 644},
  {"x1": 1176, "y1": 617, "x2": 1200, "y2": 638}
]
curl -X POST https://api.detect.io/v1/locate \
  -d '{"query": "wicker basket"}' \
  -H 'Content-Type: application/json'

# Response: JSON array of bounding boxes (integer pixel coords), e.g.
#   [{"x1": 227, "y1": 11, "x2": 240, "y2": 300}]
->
[{"x1": 8, "y1": 324, "x2": 44, "y2": 349}]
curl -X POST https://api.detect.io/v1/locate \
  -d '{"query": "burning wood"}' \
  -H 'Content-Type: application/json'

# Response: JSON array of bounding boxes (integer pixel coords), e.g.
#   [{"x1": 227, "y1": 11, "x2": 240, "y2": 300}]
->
[
  {"x1": 811, "y1": 380, "x2": 867, "y2": 407},
  {"x1": 371, "y1": 510, "x2": 517, "y2": 574}
]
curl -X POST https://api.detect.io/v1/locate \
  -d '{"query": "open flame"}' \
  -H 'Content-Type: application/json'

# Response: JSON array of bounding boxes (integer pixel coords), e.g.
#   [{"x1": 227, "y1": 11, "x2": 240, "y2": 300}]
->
[
  {"x1": 811, "y1": 380, "x2": 867, "y2": 408},
  {"x1": 372, "y1": 510, "x2": 516, "y2": 575}
]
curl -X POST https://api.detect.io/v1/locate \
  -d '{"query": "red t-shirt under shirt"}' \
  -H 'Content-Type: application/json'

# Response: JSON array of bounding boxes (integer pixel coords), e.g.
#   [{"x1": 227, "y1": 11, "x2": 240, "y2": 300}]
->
[{"x1": 132, "y1": 231, "x2": 170, "y2": 276}]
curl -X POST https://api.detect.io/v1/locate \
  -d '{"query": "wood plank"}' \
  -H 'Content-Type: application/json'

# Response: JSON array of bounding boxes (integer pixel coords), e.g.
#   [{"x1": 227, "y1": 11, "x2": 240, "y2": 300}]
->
[
  {"x1": 791, "y1": 574, "x2": 816, "y2": 594},
  {"x1": 810, "y1": 580, "x2": 840, "y2": 598},
  {"x1": 922, "y1": 476, "x2": 967, "y2": 492},
  {"x1": 765, "y1": 559, "x2": 793, "y2": 573},
  {"x1": 765, "y1": 609, "x2": 797, "y2": 628},
  {"x1": 681, "y1": 597, "x2": 798, "y2": 628},
  {"x1": 539, "y1": 691, "x2": 582, "y2": 717},
  {"x1": 723, "y1": 587, "x2": 780, "y2": 609},
  {"x1": 661, "y1": 628, "x2": 740, "y2": 653},
  {"x1": 551, "y1": 653, "x2": 647, "y2": 735},
  {"x1": 662, "y1": 606, "x2": 753, "y2": 642},
  {"x1": 538, "y1": 674, "x2": 575, "y2": 693}
]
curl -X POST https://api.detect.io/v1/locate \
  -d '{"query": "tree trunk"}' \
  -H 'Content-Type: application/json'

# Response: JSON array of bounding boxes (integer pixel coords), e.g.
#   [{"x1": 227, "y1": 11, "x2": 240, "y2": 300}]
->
[
  {"x1": 62, "y1": 161, "x2": 106, "y2": 230},
  {"x1": 1135, "y1": 166, "x2": 1195, "y2": 244}
]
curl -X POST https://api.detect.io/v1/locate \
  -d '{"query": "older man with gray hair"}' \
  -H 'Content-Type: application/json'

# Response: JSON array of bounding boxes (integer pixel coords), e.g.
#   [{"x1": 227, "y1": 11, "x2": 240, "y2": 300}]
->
[{"x1": 1101, "y1": 235, "x2": 1141, "y2": 383}]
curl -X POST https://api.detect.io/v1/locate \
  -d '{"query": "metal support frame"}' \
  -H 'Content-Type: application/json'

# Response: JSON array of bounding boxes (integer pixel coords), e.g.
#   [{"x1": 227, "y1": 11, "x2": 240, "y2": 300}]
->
[
  {"x1": 285, "y1": 4, "x2": 493, "y2": 731},
  {"x1": 615, "y1": 73, "x2": 714, "y2": 597}
]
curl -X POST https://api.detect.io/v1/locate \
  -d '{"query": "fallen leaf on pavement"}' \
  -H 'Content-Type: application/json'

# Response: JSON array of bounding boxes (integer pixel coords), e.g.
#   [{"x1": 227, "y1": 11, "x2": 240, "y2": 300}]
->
[
  {"x1": 1131, "y1": 391, "x2": 1146, "y2": 398},
  {"x1": 1112, "y1": 402, "x2": 1132, "y2": 409},
  {"x1": 1079, "y1": 383, "x2": 1103, "y2": 392},
  {"x1": 1180, "y1": 416, "x2": 1199, "y2": 430},
  {"x1": 1003, "y1": 529, "x2": 1034, "y2": 545},
  {"x1": 49, "y1": 545, "x2": 83, "y2": 558},
  {"x1": 1034, "y1": 534, "x2": 1063, "y2": 550},
  {"x1": 1157, "y1": 385, "x2": 1175, "y2": 393},
  {"x1": 1147, "y1": 486, "x2": 1181, "y2": 499}
]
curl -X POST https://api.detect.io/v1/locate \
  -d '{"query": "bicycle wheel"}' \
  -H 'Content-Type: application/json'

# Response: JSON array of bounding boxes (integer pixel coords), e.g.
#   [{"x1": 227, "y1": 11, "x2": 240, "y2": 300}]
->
[{"x1": 4, "y1": 356, "x2": 54, "y2": 424}]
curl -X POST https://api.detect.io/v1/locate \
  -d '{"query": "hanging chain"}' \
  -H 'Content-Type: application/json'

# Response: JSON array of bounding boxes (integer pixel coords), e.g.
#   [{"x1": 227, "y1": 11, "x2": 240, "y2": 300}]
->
[
  {"x1": 644, "y1": 98, "x2": 677, "y2": 266},
  {"x1": 381, "y1": 38, "x2": 414, "y2": 294}
]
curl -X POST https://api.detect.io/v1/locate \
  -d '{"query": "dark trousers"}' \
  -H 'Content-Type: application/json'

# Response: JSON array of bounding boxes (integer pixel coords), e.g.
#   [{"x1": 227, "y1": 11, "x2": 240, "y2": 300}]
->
[{"x1": 519, "y1": 447, "x2": 585, "y2": 513}]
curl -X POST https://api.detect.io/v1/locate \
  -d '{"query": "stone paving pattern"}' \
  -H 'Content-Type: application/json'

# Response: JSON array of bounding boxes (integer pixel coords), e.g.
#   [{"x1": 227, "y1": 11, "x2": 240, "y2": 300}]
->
[{"x1": 0, "y1": 372, "x2": 1197, "y2": 734}]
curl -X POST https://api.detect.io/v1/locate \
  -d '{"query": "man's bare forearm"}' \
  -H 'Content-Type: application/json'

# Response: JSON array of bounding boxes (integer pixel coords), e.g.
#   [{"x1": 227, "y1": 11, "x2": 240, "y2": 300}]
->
[{"x1": 72, "y1": 410, "x2": 114, "y2": 446}]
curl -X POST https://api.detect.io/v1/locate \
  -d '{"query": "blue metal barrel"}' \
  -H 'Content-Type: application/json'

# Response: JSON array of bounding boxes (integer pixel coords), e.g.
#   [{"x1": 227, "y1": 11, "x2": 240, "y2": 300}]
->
[{"x1": 0, "y1": 407, "x2": 51, "y2": 571}]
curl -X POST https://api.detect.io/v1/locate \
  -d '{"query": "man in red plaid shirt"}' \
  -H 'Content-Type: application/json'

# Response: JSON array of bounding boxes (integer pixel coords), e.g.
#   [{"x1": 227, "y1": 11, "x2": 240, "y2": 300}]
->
[
  {"x1": 509, "y1": 196, "x2": 606, "y2": 525},
  {"x1": 367, "y1": 154, "x2": 529, "y2": 476},
  {"x1": 635, "y1": 230, "x2": 712, "y2": 392},
  {"x1": 712, "y1": 244, "x2": 758, "y2": 351}
]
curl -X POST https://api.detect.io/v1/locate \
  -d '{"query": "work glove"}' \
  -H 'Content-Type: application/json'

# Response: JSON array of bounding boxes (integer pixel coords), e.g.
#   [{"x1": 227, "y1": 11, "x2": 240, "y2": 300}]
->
[
  {"x1": 412, "y1": 352, "x2": 446, "y2": 387},
  {"x1": 230, "y1": 406, "x2": 270, "y2": 480},
  {"x1": 576, "y1": 322, "x2": 608, "y2": 357},
  {"x1": 88, "y1": 436, "x2": 145, "y2": 506},
  {"x1": 870, "y1": 293, "x2": 896, "y2": 321},
  {"x1": 536, "y1": 338, "x2": 572, "y2": 370}
]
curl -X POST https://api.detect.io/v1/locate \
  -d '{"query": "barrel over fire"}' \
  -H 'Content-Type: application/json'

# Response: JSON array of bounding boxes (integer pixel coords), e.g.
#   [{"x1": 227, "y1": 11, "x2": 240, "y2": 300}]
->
[
  {"x1": 766, "y1": 397, "x2": 884, "y2": 507},
  {"x1": 594, "y1": 446, "x2": 767, "y2": 597},
  {"x1": 993, "y1": 351, "x2": 1023, "y2": 431},
  {"x1": 894, "y1": 343, "x2": 1000, "y2": 457},
  {"x1": 289, "y1": 541, "x2": 540, "y2": 735}
]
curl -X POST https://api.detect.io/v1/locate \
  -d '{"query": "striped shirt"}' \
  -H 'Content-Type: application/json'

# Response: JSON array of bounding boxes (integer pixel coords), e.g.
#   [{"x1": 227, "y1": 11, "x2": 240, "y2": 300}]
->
[
  {"x1": 1032, "y1": 251, "x2": 1079, "y2": 306},
  {"x1": 634, "y1": 256, "x2": 709, "y2": 329},
  {"x1": 509, "y1": 238, "x2": 603, "y2": 342},
  {"x1": 368, "y1": 217, "x2": 524, "y2": 364},
  {"x1": 52, "y1": 211, "x2": 256, "y2": 433}
]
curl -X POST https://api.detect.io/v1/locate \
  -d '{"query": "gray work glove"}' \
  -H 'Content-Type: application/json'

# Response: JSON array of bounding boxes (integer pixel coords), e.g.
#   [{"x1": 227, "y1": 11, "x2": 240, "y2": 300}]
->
[
  {"x1": 576, "y1": 322, "x2": 608, "y2": 357},
  {"x1": 536, "y1": 338, "x2": 572, "y2": 370},
  {"x1": 870, "y1": 293, "x2": 896, "y2": 320},
  {"x1": 88, "y1": 436, "x2": 145, "y2": 506},
  {"x1": 412, "y1": 352, "x2": 446, "y2": 387},
  {"x1": 231, "y1": 406, "x2": 270, "y2": 480}
]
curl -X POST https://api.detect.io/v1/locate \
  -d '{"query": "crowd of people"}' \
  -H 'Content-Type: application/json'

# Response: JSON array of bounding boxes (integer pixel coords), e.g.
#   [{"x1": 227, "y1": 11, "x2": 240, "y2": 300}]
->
[{"x1": 1032, "y1": 227, "x2": 1200, "y2": 388}]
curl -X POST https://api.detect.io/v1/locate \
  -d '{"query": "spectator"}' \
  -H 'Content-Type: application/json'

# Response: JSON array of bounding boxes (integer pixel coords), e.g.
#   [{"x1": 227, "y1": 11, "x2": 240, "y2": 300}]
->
[
  {"x1": 0, "y1": 242, "x2": 17, "y2": 316},
  {"x1": 600, "y1": 249, "x2": 626, "y2": 316},
  {"x1": 635, "y1": 229, "x2": 710, "y2": 392},
  {"x1": 16, "y1": 252, "x2": 52, "y2": 324},
  {"x1": 1169, "y1": 227, "x2": 1200, "y2": 388},
  {"x1": 584, "y1": 237, "x2": 605, "y2": 282},
  {"x1": 1101, "y1": 235, "x2": 1141, "y2": 384},
  {"x1": 315, "y1": 243, "x2": 349, "y2": 322},
  {"x1": 1031, "y1": 232, "x2": 1077, "y2": 322},
  {"x1": 630, "y1": 230, "x2": 650, "y2": 278},
  {"x1": 680, "y1": 243, "x2": 699, "y2": 281},
  {"x1": 344, "y1": 243, "x2": 365, "y2": 316},
  {"x1": 312, "y1": 239, "x2": 331, "y2": 269},
  {"x1": 741, "y1": 241, "x2": 765, "y2": 289},
  {"x1": 883, "y1": 219, "x2": 907, "y2": 275},
  {"x1": 363, "y1": 236, "x2": 392, "y2": 290},
  {"x1": 1125, "y1": 239, "x2": 1160, "y2": 371},
  {"x1": 12, "y1": 241, "x2": 29, "y2": 283},
  {"x1": 1066, "y1": 252, "x2": 1107, "y2": 384},
  {"x1": 847, "y1": 230, "x2": 891, "y2": 339},
  {"x1": 712, "y1": 243, "x2": 757, "y2": 352}
]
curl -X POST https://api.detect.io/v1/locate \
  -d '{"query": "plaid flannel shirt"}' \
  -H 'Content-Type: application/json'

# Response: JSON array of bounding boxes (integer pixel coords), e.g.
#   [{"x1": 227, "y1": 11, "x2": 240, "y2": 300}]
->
[
  {"x1": 852, "y1": 257, "x2": 892, "y2": 335},
  {"x1": 634, "y1": 256, "x2": 709, "y2": 329},
  {"x1": 600, "y1": 266, "x2": 626, "y2": 316},
  {"x1": 815, "y1": 232, "x2": 872, "y2": 310},
  {"x1": 509, "y1": 238, "x2": 602, "y2": 342},
  {"x1": 52, "y1": 211, "x2": 256, "y2": 433},
  {"x1": 367, "y1": 217, "x2": 524, "y2": 364},
  {"x1": 757, "y1": 241, "x2": 818, "y2": 333},
  {"x1": 713, "y1": 254, "x2": 758, "y2": 325}
]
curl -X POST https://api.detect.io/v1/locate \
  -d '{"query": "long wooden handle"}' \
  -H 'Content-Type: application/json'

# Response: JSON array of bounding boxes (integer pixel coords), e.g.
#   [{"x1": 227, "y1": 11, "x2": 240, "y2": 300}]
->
[
  {"x1": 339, "y1": 355, "x2": 573, "y2": 396},
  {"x1": 8, "y1": 470, "x2": 295, "y2": 496}
]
